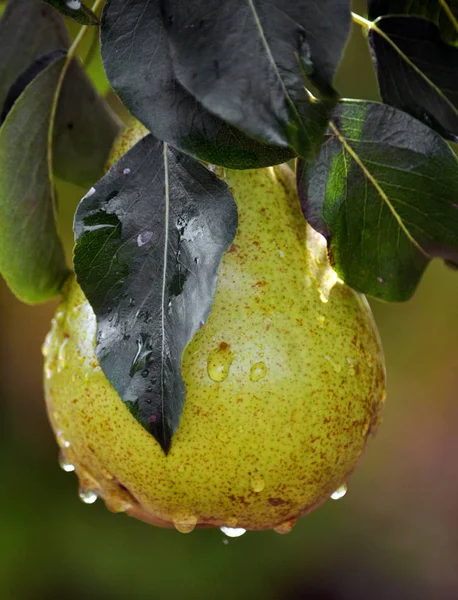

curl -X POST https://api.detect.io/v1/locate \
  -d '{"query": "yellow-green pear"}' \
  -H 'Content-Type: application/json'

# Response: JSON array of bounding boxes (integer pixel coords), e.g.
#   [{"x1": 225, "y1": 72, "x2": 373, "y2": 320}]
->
[{"x1": 43, "y1": 122, "x2": 386, "y2": 533}]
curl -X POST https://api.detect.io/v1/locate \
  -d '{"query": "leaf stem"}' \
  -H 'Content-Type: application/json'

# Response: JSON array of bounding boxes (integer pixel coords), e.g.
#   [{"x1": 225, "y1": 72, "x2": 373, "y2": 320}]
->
[
  {"x1": 351, "y1": 11, "x2": 458, "y2": 120},
  {"x1": 438, "y1": 0, "x2": 458, "y2": 35},
  {"x1": 46, "y1": 0, "x2": 105, "y2": 235}
]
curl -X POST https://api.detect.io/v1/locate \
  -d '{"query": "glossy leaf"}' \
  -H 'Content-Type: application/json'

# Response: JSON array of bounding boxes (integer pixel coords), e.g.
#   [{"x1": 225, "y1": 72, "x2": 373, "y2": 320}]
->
[
  {"x1": 368, "y1": 0, "x2": 458, "y2": 46},
  {"x1": 0, "y1": 0, "x2": 120, "y2": 188},
  {"x1": 100, "y1": 0, "x2": 294, "y2": 169},
  {"x1": 161, "y1": 0, "x2": 351, "y2": 160},
  {"x1": 0, "y1": 55, "x2": 69, "y2": 303},
  {"x1": 368, "y1": 16, "x2": 458, "y2": 141},
  {"x1": 45, "y1": 0, "x2": 99, "y2": 25},
  {"x1": 74, "y1": 134, "x2": 237, "y2": 453},
  {"x1": 297, "y1": 100, "x2": 458, "y2": 302}
]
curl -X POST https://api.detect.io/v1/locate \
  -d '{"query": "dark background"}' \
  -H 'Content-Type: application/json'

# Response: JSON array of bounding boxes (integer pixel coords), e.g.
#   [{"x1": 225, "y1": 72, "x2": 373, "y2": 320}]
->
[{"x1": 2, "y1": 1, "x2": 458, "y2": 598}]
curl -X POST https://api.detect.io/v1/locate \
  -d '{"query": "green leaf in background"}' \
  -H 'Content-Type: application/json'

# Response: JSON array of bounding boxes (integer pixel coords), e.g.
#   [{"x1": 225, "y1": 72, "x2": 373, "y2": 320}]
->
[
  {"x1": 366, "y1": 10, "x2": 458, "y2": 141},
  {"x1": 161, "y1": 0, "x2": 351, "y2": 160},
  {"x1": 297, "y1": 100, "x2": 458, "y2": 302},
  {"x1": 45, "y1": 0, "x2": 99, "y2": 26},
  {"x1": 101, "y1": 0, "x2": 294, "y2": 169},
  {"x1": 368, "y1": 0, "x2": 458, "y2": 47},
  {"x1": 74, "y1": 134, "x2": 238, "y2": 453},
  {"x1": 0, "y1": 53, "x2": 69, "y2": 304},
  {"x1": 0, "y1": 0, "x2": 120, "y2": 189}
]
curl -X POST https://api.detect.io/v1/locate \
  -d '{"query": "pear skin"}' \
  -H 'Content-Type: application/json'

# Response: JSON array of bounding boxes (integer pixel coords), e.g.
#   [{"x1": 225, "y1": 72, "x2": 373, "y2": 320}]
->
[{"x1": 43, "y1": 123, "x2": 385, "y2": 532}]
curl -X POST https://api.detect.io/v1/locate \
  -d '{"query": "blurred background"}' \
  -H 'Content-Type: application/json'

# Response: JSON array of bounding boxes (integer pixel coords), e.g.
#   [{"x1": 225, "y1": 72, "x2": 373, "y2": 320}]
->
[{"x1": 2, "y1": 1, "x2": 458, "y2": 598}]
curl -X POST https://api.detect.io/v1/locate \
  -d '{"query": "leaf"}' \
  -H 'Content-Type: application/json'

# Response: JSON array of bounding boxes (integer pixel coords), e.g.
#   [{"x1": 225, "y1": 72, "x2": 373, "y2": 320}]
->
[
  {"x1": 297, "y1": 100, "x2": 458, "y2": 302},
  {"x1": 0, "y1": 0, "x2": 120, "y2": 189},
  {"x1": 367, "y1": 15, "x2": 458, "y2": 141},
  {"x1": 44, "y1": 0, "x2": 99, "y2": 26},
  {"x1": 161, "y1": 0, "x2": 351, "y2": 160},
  {"x1": 100, "y1": 0, "x2": 294, "y2": 169},
  {"x1": 74, "y1": 134, "x2": 238, "y2": 453},
  {"x1": 0, "y1": 54, "x2": 69, "y2": 303},
  {"x1": 368, "y1": 0, "x2": 458, "y2": 47}
]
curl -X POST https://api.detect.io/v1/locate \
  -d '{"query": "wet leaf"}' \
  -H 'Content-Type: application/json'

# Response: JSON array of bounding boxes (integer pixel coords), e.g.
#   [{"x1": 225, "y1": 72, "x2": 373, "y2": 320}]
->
[
  {"x1": 100, "y1": 0, "x2": 294, "y2": 169},
  {"x1": 161, "y1": 0, "x2": 351, "y2": 160},
  {"x1": 297, "y1": 100, "x2": 458, "y2": 301},
  {"x1": 368, "y1": 14, "x2": 458, "y2": 141},
  {"x1": 0, "y1": 0, "x2": 120, "y2": 188},
  {"x1": 45, "y1": 0, "x2": 99, "y2": 26},
  {"x1": 74, "y1": 134, "x2": 237, "y2": 453},
  {"x1": 368, "y1": 0, "x2": 458, "y2": 46},
  {"x1": 0, "y1": 54, "x2": 69, "y2": 303}
]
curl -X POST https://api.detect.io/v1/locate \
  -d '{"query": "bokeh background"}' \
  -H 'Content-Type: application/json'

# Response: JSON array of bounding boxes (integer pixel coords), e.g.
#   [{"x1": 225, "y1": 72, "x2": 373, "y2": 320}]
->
[{"x1": 2, "y1": 1, "x2": 458, "y2": 598}]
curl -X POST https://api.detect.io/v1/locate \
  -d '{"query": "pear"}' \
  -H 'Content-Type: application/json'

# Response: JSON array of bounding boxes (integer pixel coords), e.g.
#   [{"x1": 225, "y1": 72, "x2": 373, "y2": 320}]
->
[{"x1": 43, "y1": 122, "x2": 386, "y2": 533}]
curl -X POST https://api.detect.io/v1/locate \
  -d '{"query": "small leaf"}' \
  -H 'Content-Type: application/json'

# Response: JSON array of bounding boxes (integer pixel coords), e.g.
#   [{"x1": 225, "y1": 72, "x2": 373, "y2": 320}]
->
[
  {"x1": 297, "y1": 100, "x2": 458, "y2": 302},
  {"x1": 368, "y1": 0, "x2": 458, "y2": 47},
  {"x1": 0, "y1": 55, "x2": 69, "y2": 303},
  {"x1": 0, "y1": 0, "x2": 120, "y2": 189},
  {"x1": 100, "y1": 0, "x2": 294, "y2": 169},
  {"x1": 368, "y1": 15, "x2": 458, "y2": 141},
  {"x1": 74, "y1": 134, "x2": 237, "y2": 453},
  {"x1": 161, "y1": 0, "x2": 351, "y2": 160},
  {"x1": 45, "y1": 0, "x2": 99, "y2": 26}
]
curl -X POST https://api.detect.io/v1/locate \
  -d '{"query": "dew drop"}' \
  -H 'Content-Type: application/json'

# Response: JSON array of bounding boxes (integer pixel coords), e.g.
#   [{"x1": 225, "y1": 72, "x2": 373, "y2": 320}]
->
[
  {"x1": 56, "y1": 430, "x2": 71, "y2": 449},
  {"x1": 58, "y1": 451, "x2": 75, "y2": 473},
  {"x1": 137, "y1": 230, "x2": 153, "y2": 247},
  {"x1": 106, "y1": 498, "x2": 132, "y2": 513},
  {"x1": 79, "y1": 487, "x2": 98, "y2": 504},
  {"x1": 207, "y1": 342, "x2": 233, "y2": 382},
  {"x1": 324, "y1": 354, "x2": 341, "y2": 373},
  {"x1": 220, "y1": 526, "x2": 246, "y2": 538},
  {"x1": 249, "y1": 361, "x2": 267, "y2": 382},
  {"x1": 66, "y1": 0, "x2": 81, "y2": 11},
  {"x1": 173, "y1": 514, "x2": 198, "y2": 534},
  {"x1": 316, "y1": 314, "x2": 326, "y2": 326},
  {"x1": 331, "y1": 483, "x2": 347, "y2": 500},
  {"x1": 130, "y1": 333, "x2": 153, "y2": 377},
  {"x1": 250, "y1": 472, "x2": 265, "y2": 493},
  {"x1": 101, "y1": 468, "x2": 114, "y2": 480},
  {"x1": 123, "y1": 167, "x2": 131, "y2": 175},
  {"x1": 273, "y1": 518, "x2": 296, "y2": 534},
  {"x1": 141, "y1": 369, "x2": 149, "y2": 378}
]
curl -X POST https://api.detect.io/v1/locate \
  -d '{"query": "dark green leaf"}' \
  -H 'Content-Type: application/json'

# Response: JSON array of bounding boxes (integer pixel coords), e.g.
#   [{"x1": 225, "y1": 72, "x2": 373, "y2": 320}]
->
[
  {"x1": 45, "y1": 0, "x2": 99, "y2": 26},
  {"x1": 161, "y1": 0, "x2": 351, "y2": 160},
  {"x1": 74, "y1": 134, "x2": 237, "y2": 453},
  {"x1": 0, "y1": 55, "x2": 69, "y2": 303},
  {"x1": 100, "y1": 0, "x2": 294, "y2": 169},
  {"x1": 0, "y1": 0, "x2": 120, "y2": 188},
  {"x1": 368, "y1": 0, "x2": 458, "y2": 47},
  {"x1": 297, "y1": 100, "x2": 458, "y2": 302},
  {"x1": 368, "y1": 16, "x2": 458, "y2": 141},
  {"x1": 0, "y1": 50, "x2": 66, "y2": 125}
]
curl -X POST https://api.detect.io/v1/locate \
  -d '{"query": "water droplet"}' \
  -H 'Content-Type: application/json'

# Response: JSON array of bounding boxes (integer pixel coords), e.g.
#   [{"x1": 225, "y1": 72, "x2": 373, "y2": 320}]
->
[
  {"x1": 58, "y1": 451, "x2": 75, "y2": 473},
  {"x1": 79, "y1": 487, "x2": 98, "y2": 504},
  {"x1": 250, "y1": 472, "x2": 265, "y2": 493},
  {"x1": 137, "y1": 230, "x2": 153, "y2": 247},
  {"x1": 128, "y1": 297, "x2": 136, "y2": 307},
  {"x1": 56, "y1": 430, "x2": 70, "y2": 449},
  {"x1": 207, "y1": 342, "x2": 233, "y2": 382},
  {"x1": 106, "y1": 498, "x2": 132, "y2": 513},
  {"x1": 277, "y1": 249, "x2": 285, "y2": 258},
  {"x1": 66, "y1": 0, "x2": 81, "y2": 11},
  {"x1": 316, "y1": 314, "x2": 326, "y2": 326},
  {"x1": 220, "y1": 526, "x2": 246, "y2": 538},
  {"x1": 249, "y1": 361, "x2": 267, "y2": 382},
  {"x1": 101, "y1": 468, "x2": 114, "y2": 480},
  {"x1": 324, "y1": 355, "x2": 341, "y2": 373},
  {"x1": 130, "y1": 333, "x2": 153, "y2": 377},
  {"x1": 55, "y1": 309, "x2": 65, "y2": 325},
  {"x1": 273, "y1": 519, "x2": 296, "y2": 534},
  {"x1": 331, "y1": 483, "x2": 347, "y2": 500},
  {"x1": 123, "y1": 167, "x2": 131, "y2": 175},
  {"x1": 141, "y1": 369, "x2": 149, "y2": 378},
  {"x1": 173, "y1": 514, "x2": 198, "y2": 534}
]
